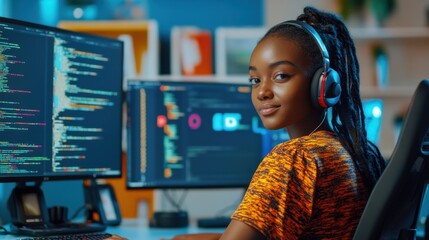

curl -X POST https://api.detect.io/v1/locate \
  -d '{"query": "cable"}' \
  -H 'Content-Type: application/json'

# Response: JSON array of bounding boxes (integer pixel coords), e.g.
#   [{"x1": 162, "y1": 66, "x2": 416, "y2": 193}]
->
[
  {"x1": 68, "y1": 204, "x2": 90, "y2": 222},
  {"x1": 309, "y1": 111, "x2": 327, "y2": 136},
  {"x1": 214, "y1": 189, "x2": 246, "y2": 217},
  {"x1": 162, "y1": 189, "x2": 188, "y2": 212}
]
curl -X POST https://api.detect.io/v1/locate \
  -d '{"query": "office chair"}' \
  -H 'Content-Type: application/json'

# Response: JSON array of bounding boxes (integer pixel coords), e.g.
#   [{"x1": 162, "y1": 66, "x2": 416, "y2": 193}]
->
[{"x1": 353, "y1": 79, "x2": 429, "y2": 240}]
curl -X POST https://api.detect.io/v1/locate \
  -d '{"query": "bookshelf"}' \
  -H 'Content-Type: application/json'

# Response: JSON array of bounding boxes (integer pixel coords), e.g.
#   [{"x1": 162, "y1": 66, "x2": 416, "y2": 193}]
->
[{"x1": 351, "y1": 27, "x2": 429, "y2": 157}]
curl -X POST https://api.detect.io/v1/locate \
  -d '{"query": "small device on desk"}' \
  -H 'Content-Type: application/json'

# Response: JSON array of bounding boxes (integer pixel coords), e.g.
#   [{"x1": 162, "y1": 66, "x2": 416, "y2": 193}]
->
[
  {"x1": 149, "y1": 211, "x2": 189, "y2": 228},
  {"x1": 84, "y1": 182, "x2": 122, "y2": 226},
  {"x1": 7, "y1": 183, "x2": 48, "y2": 228}
]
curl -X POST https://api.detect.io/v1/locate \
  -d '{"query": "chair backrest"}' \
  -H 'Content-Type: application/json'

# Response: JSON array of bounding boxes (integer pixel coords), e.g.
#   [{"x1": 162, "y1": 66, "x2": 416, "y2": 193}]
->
[{"x1": 353, "y1": 79, "x2": 429, "y2": 240}]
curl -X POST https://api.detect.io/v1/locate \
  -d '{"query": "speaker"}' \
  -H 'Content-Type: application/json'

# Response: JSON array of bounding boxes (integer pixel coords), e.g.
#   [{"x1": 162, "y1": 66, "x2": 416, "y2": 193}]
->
[
  {"x1": 281, "y1": 20, "x2": 341, "y2": 109},
  {"x1": 149, "y1": 211, "x2": 189, "y2": 228}
]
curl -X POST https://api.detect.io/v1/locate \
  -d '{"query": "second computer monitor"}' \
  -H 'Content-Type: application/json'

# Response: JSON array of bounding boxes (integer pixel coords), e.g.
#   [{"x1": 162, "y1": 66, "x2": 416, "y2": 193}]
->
[{"x1": 126, "y1": 80, "x2": 288, "y2": 188}]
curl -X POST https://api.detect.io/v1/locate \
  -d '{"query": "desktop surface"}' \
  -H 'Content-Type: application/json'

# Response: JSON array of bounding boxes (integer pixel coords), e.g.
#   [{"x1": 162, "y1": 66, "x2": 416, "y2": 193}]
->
[
  {"x1": 0, "y1": 219, "x2": 225, "y2": 240},
  {"x1": 0, "y1": 218, "x2": 426, "y2": 240}
]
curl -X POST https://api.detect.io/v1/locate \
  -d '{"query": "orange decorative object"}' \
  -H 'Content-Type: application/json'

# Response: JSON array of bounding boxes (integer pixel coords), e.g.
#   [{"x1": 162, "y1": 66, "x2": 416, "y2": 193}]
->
[{"x1": 181, "y1": 31, "x2": 213, "y2": 75}]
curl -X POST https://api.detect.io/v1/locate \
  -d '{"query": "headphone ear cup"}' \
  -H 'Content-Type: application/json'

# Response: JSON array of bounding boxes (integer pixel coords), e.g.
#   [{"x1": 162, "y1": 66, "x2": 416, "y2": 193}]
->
[
  {"x1": 310, "y1": 68, "x2": 341, "y2": 109},
  {"x1": 324, "y1": 68, "x2": 341, "y2": 107},
  {"x1": 310, "y1": 67, "x2": 325, "y2": 108}
]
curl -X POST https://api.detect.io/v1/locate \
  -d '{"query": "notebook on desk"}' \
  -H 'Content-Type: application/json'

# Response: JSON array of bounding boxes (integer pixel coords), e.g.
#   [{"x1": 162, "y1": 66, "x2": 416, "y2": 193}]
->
[{"x1": 9, "y1": 222, "x2": 106, "y2": 237}]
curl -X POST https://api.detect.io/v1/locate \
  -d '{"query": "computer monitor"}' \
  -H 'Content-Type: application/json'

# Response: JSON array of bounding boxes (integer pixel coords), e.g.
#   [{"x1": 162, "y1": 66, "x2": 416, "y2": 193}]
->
[
  {"x1": 0, "y1": 16, "x2": 123, "y2": 233},
  {"x1": 0, "y1": 16, "x2": 123, "y2": 182},
  {"x1": 126, "y1": 79, "x2": 289, "y2": 189}
]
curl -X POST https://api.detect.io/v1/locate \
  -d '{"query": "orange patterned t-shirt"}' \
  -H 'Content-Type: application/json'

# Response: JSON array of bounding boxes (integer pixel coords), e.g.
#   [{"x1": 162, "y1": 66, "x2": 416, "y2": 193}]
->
[{"x1": 231, "y1": 130, "x2": 369, "y2": 240}]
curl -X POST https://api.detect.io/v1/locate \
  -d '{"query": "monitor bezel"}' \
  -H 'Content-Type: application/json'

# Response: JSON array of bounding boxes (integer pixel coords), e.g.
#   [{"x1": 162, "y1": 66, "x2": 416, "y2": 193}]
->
[{"x1": 0, "y1": 16, "x2": 124, "y2": 183}]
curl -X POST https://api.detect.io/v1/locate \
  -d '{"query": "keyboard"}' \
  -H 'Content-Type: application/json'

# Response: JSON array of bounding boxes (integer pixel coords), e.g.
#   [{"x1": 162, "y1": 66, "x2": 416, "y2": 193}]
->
[
  {"x1": 10, "y1": 222, "x2": 107, "y2": 237},
  {"x1": 19, "y1": 232, "x2": 112, "y2": 240}
]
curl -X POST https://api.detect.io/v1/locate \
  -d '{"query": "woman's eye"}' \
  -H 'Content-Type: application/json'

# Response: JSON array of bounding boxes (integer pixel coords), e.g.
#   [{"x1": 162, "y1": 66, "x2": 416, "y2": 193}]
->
[
  {"x1": 249, "y1": 78, "x2": 260, "y2": 85},
  {"x1": 274, "y1": 73, "x2": 291, "y2": 81}
]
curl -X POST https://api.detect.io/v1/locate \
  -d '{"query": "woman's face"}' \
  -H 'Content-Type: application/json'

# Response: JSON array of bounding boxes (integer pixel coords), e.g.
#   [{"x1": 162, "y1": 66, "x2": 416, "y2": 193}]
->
[{"x1": 249, "y1": 35, "x2": 319, "y2": 135}]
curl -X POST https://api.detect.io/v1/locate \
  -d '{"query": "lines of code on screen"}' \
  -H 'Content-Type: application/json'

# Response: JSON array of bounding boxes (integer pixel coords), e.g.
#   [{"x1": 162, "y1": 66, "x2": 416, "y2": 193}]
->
[{"x1": 0, "y1": 20, "x2": 122, "y2": 179}]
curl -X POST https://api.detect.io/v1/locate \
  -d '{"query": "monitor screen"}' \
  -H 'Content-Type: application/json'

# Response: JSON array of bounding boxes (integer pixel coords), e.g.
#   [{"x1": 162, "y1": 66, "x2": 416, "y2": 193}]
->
[
  {"x1": 0, "y1": 17, "x2": 123, "y2": 182},
  {"x1": 327, "y1": 98, "x2": 383, "y2": 146},
  {"x1": 362, "y1": 99, "x2": 383, "y2": 145},
  {"x1": 126, "y1": 79, "x2": 289, "y2": 188}
]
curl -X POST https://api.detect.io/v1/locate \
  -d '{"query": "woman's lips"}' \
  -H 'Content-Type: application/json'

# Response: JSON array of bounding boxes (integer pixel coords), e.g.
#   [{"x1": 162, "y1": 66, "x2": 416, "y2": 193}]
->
[{"x1": 258, "y1": 104, "x2": 280, "y2": 116}]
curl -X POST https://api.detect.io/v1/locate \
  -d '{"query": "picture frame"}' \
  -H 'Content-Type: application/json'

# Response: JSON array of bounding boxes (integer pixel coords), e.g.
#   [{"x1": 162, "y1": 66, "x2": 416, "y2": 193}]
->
[{"x1": 215, "y1": 27, "x2": 266, "y2": 78}]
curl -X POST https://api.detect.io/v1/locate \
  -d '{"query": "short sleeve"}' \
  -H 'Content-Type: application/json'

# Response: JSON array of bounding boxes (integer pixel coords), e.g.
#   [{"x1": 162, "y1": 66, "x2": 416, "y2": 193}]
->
[{"x1": 231, "y1": 143, "x2": 318, "y2": 240}]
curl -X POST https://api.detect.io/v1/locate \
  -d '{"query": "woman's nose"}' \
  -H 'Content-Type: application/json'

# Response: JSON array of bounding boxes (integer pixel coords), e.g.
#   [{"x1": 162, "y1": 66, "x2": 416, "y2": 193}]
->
[{"x1": 257, "y1": 80, "x2": 274, "y2": 100}]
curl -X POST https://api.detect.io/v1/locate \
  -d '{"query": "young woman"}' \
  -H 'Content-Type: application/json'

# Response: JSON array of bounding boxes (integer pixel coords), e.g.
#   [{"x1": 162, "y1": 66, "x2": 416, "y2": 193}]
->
[
  {"x1": 219, "y1": 6, "x2": 386, "y2": 239},
  {"x1": 107, "y1": 6, "x2": 386, "y2": 240}
]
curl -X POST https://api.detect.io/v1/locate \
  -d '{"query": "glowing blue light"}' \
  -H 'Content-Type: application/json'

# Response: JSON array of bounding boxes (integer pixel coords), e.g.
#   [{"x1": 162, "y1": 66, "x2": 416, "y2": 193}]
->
[
  {"x1": 372, "y1": 106, "x2": 382, "y2": 118},
  {"x1": 212, "y1": 113, "x2": 241, "y2": 131},
  {"x1": 40, "y1": 0, "x2": 58, "y2": 25}
]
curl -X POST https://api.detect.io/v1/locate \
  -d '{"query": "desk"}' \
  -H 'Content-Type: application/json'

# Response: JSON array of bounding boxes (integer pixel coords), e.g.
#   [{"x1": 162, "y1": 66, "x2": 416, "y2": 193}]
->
[
  {"x1": 107, "y1": 219, "x2": 224, "y2": 240},
  {"x1": 0, "y1": 221, "x2": 426, "y2": 239},
  {"x1": 0, "y1": 219, "x2": 225, "y2": 240}
]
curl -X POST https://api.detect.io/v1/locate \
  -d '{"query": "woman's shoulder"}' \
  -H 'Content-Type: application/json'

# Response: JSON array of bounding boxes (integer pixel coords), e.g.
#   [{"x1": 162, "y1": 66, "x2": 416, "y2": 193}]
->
[
  {"x1": 266, "y1": 130, "x2": 347, "y2": 163},
  {"x1": 273, "y1": 130, "x2": 340, "y2": 152},
  {"x1": 261, "y1": 130, "x2": 349, "y2": 173}
]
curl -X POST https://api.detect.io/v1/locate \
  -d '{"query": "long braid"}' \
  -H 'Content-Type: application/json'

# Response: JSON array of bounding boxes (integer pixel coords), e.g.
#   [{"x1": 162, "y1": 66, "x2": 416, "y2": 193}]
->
[{"x1": 297, "y1": 6, "x2": 385, "y2": 190}]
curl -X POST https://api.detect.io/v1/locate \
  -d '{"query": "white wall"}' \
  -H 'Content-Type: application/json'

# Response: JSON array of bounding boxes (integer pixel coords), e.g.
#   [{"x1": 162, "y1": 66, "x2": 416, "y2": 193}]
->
[
  {"x1": 264, "y1": 0, "x2": 338, "y2": 26},
  {"x1": 265, "y1": 0, "x2": 428, "y2": 28}
]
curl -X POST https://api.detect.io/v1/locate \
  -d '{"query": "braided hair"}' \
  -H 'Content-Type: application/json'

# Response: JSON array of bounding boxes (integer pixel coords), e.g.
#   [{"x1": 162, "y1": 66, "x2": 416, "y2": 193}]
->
[{"x1": 261, "y1": 6, "x2": 386, "y2": 191}]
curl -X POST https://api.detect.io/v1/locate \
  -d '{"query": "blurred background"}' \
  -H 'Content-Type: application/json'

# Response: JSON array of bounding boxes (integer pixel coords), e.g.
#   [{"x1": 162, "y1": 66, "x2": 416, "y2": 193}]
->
[{"x1": 1, "y1": 0, "x2": 429, "y2": 229}]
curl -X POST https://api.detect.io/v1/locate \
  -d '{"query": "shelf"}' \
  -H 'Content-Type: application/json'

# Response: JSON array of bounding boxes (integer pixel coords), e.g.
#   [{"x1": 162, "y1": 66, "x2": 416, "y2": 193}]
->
[
  {"x1": 58, "y1": 20, "x2": 153, "y2": 31},
  {"x1": 360, "y1": 86, "x2": 416, "y2": 98},
  {"x1": 350, "y1": 27, "x2": 429, "y2": 40}
]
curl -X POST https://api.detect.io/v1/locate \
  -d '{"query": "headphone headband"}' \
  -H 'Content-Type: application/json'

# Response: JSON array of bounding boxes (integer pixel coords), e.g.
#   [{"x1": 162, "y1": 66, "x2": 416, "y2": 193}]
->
[
  {"x1": 280, "y1": 20, "x2": 330, "y2": 72},
  {"x1": 272, "y1": 19, "x2": 341, "y2": 109}
]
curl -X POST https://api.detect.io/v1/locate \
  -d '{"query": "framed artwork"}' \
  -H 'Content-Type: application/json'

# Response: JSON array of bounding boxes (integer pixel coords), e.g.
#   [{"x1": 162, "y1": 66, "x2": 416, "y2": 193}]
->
[{"x1": 215, "y1": 27, "x2": 266, "y2": 78}]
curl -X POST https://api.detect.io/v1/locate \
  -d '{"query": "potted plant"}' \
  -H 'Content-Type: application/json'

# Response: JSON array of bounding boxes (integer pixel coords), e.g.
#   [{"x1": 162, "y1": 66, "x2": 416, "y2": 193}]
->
[{"x1": 338, "y1": 0, "x2": 397, "y2": 26}]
